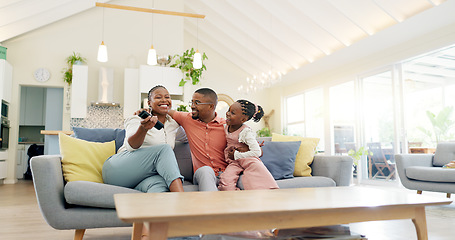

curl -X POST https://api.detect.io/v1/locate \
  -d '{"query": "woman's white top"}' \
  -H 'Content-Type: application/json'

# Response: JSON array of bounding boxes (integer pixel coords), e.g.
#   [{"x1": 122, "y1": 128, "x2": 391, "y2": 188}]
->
[{"x1": 118, "y1": 114, "x2": 181, "y2": 152}]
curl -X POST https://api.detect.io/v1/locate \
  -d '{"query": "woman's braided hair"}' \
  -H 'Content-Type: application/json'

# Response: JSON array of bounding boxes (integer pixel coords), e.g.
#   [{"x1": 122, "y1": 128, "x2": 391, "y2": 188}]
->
[
  {"x1": 236, "y1": 99, "x2": 264, "y2": 122},
  {"x1": 148, "y1": 85, "x2": 167, "y2": 100}
]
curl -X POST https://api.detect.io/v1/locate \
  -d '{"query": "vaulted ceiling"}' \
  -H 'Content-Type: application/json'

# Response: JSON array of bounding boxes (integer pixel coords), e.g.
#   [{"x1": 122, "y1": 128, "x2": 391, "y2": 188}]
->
[{"x1": 1, "y1": 0, "x2": 453, "y2": 87}]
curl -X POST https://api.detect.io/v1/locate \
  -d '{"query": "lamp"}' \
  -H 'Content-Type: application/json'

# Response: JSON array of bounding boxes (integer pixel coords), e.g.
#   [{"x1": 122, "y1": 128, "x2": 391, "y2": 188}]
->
[
  {"x1": 97, "y1": 8, "x2": 108, "y2": 62},
  {"x1": 97, "y1": 41, "x2": 108, "y2": 62},
  {"x1": 147, "y1": 0, "x2": 157, "y2": 66},
  {"x1": 147, "y1": 45, "x2": 157, "y2": 65},
  {"x1": 193, "y1": 19, "x2": 202, "y2": 69},
  {"x1": 193, "y1": 51, "x2": 202, "y2": 69}
]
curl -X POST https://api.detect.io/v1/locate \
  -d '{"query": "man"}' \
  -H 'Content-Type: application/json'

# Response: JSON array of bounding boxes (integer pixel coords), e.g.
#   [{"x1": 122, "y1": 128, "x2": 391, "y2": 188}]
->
[{"x1": 169, "y1": 88, "x2": 227, "y2": 191}]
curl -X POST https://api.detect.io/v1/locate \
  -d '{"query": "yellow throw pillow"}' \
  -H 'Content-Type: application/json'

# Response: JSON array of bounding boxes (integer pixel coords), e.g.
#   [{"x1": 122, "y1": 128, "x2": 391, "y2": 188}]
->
[
  {"x1": 59, "y1": 133, "x2": 115, "y2": 183},
  {"x1": 271, "y1": 133, "x2": 319, "y2": 177}
]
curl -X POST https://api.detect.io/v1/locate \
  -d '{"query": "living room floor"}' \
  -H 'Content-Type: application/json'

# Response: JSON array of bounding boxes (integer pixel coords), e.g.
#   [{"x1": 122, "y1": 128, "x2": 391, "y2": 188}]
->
[{"x1": 0, "y1": 180, "x2": 453, "y2": 240}]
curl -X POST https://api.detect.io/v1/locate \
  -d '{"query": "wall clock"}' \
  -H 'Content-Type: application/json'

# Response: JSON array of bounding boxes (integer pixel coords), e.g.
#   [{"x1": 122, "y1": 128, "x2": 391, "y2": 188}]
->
[{"x1": 34, "y1": 68, "x2": 50, "y2": 82}]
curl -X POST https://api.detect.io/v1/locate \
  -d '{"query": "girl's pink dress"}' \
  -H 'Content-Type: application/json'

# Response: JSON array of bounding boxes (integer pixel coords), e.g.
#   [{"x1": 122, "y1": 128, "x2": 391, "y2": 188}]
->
[{"x1": 218, "y1": 124, "x2": 279, "y2": 191}]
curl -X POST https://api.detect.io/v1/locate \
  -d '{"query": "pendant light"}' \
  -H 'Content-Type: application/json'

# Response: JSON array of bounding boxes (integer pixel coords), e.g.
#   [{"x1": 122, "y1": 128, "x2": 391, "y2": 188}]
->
[
  {"x1": 97, "y1": 8, "x2": 108, "y2": 62},
  {"x1": 147, "y1": 45, "x2": 157, "y2": 65},
  {"x1": 193, "y1": 19, "x2": 202, "y2": 69},
  {"x1": 147, "y1": 0, "x2": 157, "y2": 65}
]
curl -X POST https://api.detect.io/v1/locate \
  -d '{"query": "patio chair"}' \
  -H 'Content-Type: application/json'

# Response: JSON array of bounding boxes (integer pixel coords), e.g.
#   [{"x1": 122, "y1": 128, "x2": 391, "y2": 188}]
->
[{"x1": 367, "y1": 142, "x2": 396, "y2": 180}]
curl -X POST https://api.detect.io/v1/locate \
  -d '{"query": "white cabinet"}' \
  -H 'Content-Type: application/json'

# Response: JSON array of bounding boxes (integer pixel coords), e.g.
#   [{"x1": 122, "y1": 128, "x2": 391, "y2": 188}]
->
[
  {"x1": 139, "y1": 65, "x2": 183, "y2": 95},
  {"x1": 20, "y1": 87, "x2": 46, "y2": 126},
  {"x1": 0, "y1": 150, "x2": 8, "y2": 180},
  {"x1": 0, "y1": 59, "x2": 12, "y2": 103},
  {"x1": 124, "y1": 66, "x2": 183, "y2": 118},
  {"x1": 16, "y1": 145, "x2": 27, "y2": 179},
  {"x1": 71, "y1": 65, "x2": 88, "y2": 118}
]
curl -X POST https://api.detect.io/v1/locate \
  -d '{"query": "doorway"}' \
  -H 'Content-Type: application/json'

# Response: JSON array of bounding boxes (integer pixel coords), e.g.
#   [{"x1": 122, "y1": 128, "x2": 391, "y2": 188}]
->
[{"x1": 17, "y1": 86, "x2": 63, "y2": 179}]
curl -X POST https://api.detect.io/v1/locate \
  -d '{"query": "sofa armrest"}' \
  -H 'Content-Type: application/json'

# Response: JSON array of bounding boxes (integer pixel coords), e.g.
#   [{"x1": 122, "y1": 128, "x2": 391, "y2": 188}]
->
[
  {"x1": 311, "y1": 155, "x2": 353, "y2": 186},
  {"x1": 30, "y1": 155, "x2": 68, "y2": 229},
  {"x1": 395, "y1": 154, "x2": 433, "y2": 184}
]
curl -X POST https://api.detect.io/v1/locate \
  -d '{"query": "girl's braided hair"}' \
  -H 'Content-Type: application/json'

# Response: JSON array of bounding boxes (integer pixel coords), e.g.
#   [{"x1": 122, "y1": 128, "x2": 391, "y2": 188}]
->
[{"x1": 236, "y1": 99, "x2": 264, "y2": 122}]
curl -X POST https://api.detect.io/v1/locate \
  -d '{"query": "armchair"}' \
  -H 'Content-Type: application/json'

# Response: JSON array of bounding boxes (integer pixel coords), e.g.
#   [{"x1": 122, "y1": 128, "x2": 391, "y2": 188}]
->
[{"x1": 395, "y1": 142, "x2": 455, "y2": 198}]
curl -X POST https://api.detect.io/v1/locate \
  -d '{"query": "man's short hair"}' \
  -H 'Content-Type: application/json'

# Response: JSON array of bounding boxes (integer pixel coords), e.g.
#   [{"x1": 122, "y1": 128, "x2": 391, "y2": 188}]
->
[{"x1": 195, "y1": 88, "x2": 218, "y2": 105}]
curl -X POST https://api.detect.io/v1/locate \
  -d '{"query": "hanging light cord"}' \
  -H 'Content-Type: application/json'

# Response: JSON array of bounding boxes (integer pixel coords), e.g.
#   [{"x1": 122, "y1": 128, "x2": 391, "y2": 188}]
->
[
  {"x1": 101, "y1": 7, "x2": 105, "y2": 42},
  {"x1": 197, "y1": 19, "x2": 199, "y2": 50},
  {"x1": 151, "y1": 0, "x2": 155, "y2": 46}
]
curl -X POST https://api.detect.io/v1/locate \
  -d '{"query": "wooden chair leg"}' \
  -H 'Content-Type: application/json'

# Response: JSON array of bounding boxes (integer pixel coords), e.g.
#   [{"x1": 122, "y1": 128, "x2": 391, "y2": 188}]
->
[
  {"x1": 417, "y1": 190, "x2": 422, "y2": 195},
  {"x1": 447, "y1": 193, "x2": 451, "y2": 198},
  {"x1": 74, "y1": 229, "x2": 86, "y2": 240}
]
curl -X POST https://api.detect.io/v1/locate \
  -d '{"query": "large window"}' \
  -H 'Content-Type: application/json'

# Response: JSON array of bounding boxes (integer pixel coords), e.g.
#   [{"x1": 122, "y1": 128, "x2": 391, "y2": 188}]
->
[
  {"x1": 282, "y1": 44, "x2": 455, "y2": 183},
  {"x1": 284, "y1": 88, "x2": 324, "y2": 151},
  {"x1": 330, "y1": 82, "x2": 356, "y2": 155},
  {"x1": 361, "y1": 70, "x2": 397, "y2": 180},
  {"x1": 402, "y1": 46, "x2": 455, "y2": 150},
  {"x1": 285, "y1": 94, "x2": 304, "y2": 136}
]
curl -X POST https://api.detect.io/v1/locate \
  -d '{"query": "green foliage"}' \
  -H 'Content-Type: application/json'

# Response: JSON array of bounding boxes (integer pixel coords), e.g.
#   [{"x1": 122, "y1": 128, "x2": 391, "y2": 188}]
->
[
  {"x1": 170, "y1": 48, "x2": 208, "y2": 86},
  {"x1": 256, "y1": 127, "x2": 272, "y2": 137},
  {"x1": 417, "y1": 106, "x2": 455, "y2": 144},
  {"x1": 348, "y1": 146, "x2": 373, "y2": 166},
  {"x1": 177, "y1": 104, "x2": 189, "y2": 112},
  {"x1": 62, "y1": 52, "x2": 86, "y2": 85}
]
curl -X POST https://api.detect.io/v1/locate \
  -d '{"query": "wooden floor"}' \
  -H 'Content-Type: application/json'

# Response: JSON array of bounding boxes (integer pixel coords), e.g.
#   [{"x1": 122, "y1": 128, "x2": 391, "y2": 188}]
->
[{"x1": 0, "y1": 180, "x2": 454, "y2": 240}]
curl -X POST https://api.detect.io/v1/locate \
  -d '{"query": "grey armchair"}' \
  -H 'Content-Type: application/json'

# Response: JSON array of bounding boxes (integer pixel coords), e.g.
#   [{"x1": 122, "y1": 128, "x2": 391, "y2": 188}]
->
[{"x1": 395, "y1": 142, "x2": 455, "y2": 198}]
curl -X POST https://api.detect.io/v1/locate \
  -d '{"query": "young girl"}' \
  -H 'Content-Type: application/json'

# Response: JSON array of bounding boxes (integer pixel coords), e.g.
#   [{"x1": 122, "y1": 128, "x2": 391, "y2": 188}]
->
[{"x1": 218, "y1": 100, "x2": 279, "y2": 191}]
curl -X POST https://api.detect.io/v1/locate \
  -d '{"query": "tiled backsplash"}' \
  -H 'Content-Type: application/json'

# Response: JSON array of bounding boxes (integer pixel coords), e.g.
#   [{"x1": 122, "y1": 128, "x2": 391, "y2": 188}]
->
[{"x1": 70, "y1": 105, "x2": 124, "y2": 129}]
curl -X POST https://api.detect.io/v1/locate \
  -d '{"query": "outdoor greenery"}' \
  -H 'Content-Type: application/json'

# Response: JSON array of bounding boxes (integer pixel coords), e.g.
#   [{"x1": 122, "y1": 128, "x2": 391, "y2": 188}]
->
[
  {"x1": 170, "y1": 48, "x2": 208, "y2": 86},
  {"x1": 348, "y1": 146, "x2": 373, "y2": 166},
  {"x1": 256, "y1": 127, "x2": 272, "y2": 137},
  {"x1": 62, "y1": 52, "x2": 86, "y2": 85},
  {"x1": 177, "y1": 104, "x2": 189, "y2": 112},
  {"x1": 417, "y1": 106, "x2": 455, "y2": 144}
]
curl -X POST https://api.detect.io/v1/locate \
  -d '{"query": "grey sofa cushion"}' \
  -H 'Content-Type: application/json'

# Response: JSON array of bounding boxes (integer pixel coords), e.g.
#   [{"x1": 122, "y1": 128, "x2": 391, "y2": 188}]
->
[
  {"x1": 406, "y1": 166, "x2": 455, "y2": 182},
  {"x1": 73, "y1": 127, "x2": 125, "y2": 153},
  {"x1": 64, "y1": 181, "x2": 141, "y2": 209},
  {"x1": 276, "y1": 176, "x2": 336, "y2": 188},
  {"x1": 174, "y1": 141, "x2": 193, "y2": 183},
  {"x1": 433, "y1": 142, "x2": 455, "y2": 167}
]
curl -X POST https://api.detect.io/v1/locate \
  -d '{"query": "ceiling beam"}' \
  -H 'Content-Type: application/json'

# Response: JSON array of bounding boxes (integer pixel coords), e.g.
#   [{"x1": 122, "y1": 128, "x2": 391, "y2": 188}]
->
[{"x1": 95, "y1": 2, "x2": 205, "y2": 19}]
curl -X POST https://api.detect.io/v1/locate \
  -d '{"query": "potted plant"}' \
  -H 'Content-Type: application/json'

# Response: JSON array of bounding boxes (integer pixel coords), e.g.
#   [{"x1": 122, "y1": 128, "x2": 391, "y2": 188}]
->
[
  {"x1": 417, "y1": 106, "x2": 455, "y2": 145},
  {"x1": 348, "y1": 146, "x2": 372, "y2": 177},
  {"x1": 256, "y1": 127, "x2": 272, "y2": 137},
  {"x1": 62, "y1": 52, "x2": 86, "y2": 85},
  {"x1": 170, "y1": 48, "x2": 207, "y2": 86}
]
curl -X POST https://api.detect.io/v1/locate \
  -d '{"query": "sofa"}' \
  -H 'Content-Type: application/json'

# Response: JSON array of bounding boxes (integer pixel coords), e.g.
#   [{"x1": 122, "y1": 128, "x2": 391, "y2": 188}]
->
[
  {"x1": 31, "y1": 128, "x2": 353, "y2": 240},
  {"x1": 396, "y1": 142, "x2": 455, "y2": 198}
]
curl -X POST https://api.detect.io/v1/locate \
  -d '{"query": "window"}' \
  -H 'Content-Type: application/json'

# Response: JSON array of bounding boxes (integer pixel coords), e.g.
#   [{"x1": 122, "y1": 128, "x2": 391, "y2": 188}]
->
[
  {"x1": 284, "y1": 89, "x2": 324, "y2": 151},
  {"x1": 285, "y1": 94, "x2": 304, "y2": 136},
  {"x1": 330, "y1": 81, "x2": 356, "y2": 155}
]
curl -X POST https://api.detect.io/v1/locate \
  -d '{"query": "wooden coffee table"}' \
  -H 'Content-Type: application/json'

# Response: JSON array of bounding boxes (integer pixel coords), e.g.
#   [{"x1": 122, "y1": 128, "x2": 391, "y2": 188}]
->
[{"x1": 114, "y1": 187, "x2": 452, "y2": 240}]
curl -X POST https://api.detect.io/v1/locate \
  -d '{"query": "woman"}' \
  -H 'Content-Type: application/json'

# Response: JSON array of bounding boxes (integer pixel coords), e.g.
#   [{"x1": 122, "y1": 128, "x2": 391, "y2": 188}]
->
[{"x1": 102, "y1": 85, "x2": 184, "y2": 193}]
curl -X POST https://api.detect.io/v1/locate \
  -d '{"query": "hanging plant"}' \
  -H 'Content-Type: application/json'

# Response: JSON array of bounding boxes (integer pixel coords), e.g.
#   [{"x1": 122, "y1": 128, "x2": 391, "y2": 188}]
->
[
  {"x1": 62, "y1": 52, "x2": 86, "y2": 85},
  {"x1": 170, "y1": 48, "x2": 207, "y2": 86}
]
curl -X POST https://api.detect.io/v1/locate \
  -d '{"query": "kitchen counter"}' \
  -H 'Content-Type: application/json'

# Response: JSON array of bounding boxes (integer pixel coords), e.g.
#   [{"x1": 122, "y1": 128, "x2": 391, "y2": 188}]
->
[
  {"x1": 18, "y1": 142, "x2": 44, "y2": 145},
  {"x1": 40, "y1": 130, "x2": 73, "y2": 135}
]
